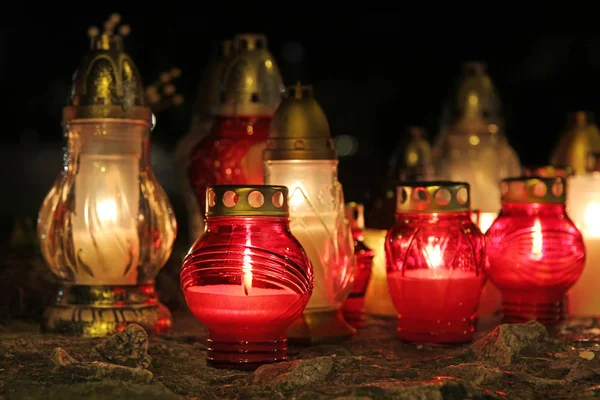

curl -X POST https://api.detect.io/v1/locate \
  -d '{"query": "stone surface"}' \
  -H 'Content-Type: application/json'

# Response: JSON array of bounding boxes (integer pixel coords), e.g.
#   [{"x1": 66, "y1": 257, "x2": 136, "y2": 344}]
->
[
  {"x1": 93, "y1": 324, "x2": 152, "y2": 369},
  {"x1": 2, "y1": 314, "x2": 600, "y2": 399},
  {"x1": 50, "y1": 347, "x2": 153, "y2": 384},
  {"x1": 469, "y1": 320, "x2": 554, "y2": 368}
]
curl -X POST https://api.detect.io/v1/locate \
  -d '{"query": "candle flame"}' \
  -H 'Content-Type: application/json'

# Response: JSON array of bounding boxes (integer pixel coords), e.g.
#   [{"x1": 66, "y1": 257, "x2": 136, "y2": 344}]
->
[
  {"x1": 531, "y1": 219, "x2": 543, "y2": 260},
  {"x1": 242, "y1": 243, "x2": 253, "y2": 296},
  {"x1": 95, "y1": 199, "x2": 118, "y2": 224},
  {"x1": 424, "y1": 237, "x2": 442, "y2": 270},
  {"x1": 288, "y1": 181, "x2": 306, "y2": 208}
]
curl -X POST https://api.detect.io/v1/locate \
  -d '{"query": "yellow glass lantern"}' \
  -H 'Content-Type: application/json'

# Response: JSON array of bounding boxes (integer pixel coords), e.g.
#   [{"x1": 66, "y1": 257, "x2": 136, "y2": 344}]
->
[{"x1": 37, "y1": 17, "x2": 177, "y2": 336}]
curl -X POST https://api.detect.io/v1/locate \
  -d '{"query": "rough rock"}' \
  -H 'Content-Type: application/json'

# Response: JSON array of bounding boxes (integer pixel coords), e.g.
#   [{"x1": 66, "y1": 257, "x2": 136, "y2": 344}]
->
[
  {"x1": 250, "y1": 356, "x2": 334, "y2": 390},
  {"x1": 439, "y1": 363, "x2": 505, "y2": 385},
  {"x1": 51, "y1": 347, "x2": 153, "y2": 384},
  {"x1": 469, "y1": 321, "x2": 551, "y2": 367},
  {"x1": 4, "y1": 380, "x2": 182, "y2": 400},
  {"x1": 344, "y1": 377, "x2": 500, "y2": 399},
  {"x1": 93, "y1": 323, "x2": 152, "y2": 369}
]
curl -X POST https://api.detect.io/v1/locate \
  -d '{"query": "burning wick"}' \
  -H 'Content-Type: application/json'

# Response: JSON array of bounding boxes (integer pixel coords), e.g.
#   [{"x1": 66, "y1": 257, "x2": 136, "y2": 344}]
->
[{"x1": 242, "y1": 243, "x2": 253, "y2": 296}]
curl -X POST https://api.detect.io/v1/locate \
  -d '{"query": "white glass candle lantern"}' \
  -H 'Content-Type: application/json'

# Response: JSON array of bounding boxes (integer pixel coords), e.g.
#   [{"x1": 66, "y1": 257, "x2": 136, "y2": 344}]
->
[
  {"x1": 37, "y1": 19, "x2": 177, "y2": 336},
  {"x1": 567, "y1": 172, "x2": 600, "y2": 316},
  {"x1": 264, "y1": 83, "x2": 356, "y2": 342}
]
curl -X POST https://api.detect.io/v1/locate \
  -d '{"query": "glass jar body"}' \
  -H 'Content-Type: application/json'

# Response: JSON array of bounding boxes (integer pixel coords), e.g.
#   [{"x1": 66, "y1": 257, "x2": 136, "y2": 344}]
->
[
  {"x1": 181, "y1": 216, "x2": 313, "y2": 369},
  {"x1": 38, "y1": 119, "x2": 177, "y2": 285},
  {"x1": 264, "y1": 160, "x2": 355, "y2": 312},
  {"x1": 567, "y1": 174, "x2": 600, "y2": 316},
  {"x1": 385, "y1": 211, "x2": 485, "y2": 344},
  {"x1": 486, "y1": 202, "x2": 585, "y2": 324},
  {"x1": 342, "y1": 231, "x2": 374, "y2": 327}
]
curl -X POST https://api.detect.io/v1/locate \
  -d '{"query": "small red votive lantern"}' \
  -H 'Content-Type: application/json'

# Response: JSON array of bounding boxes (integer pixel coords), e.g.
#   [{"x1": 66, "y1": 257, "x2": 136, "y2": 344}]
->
[
  {"x1": 486, "y1": 177, "x2": 586, "y2": 325},
  {"x1": 342, "y1": 203, "x2": 375, "y2": 328},
  {"x1": 181, "y1": 185, "x2": 314, "y2": 370},
  {"x1": 385, "y1": 182, "x2": 486, "y2": 344}
]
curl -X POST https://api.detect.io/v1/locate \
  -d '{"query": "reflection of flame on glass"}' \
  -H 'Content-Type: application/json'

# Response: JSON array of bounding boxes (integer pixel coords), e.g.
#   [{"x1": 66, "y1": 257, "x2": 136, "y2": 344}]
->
[
  {"x1": 531, "y1": 219, "x2": 543, "y2": 260},
  {"x1": 242, "y1": 239, "x2": 253, "y2": 296},
  {"x1": 584, "y1": 202, "x2": 600, "y2": 238}
]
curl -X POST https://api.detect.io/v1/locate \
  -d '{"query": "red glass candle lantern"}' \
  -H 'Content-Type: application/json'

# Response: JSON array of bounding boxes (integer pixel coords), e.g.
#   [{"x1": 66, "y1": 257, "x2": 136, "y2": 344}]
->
[
  {"x1": 181, "y1": 185, "x2": 313, "y2": 370},
  {"x1": 486, "y1": 177, "x2": 586, "y2": 325},
  {"x1": 385, "y1": 182, "x2": 486, "y2": 344},
  {"x1": 188, "y1": 34, "x2": 284, "y2": 237},
  {"x1": 342, "y1": 203, "x2": 374, "y2": 328}
]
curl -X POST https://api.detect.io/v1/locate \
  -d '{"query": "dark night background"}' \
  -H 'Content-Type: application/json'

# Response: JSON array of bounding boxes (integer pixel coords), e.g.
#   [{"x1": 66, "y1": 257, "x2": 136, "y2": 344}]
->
[{"x1": 1, "y1": 9, "x2": 599, "y2": 243}]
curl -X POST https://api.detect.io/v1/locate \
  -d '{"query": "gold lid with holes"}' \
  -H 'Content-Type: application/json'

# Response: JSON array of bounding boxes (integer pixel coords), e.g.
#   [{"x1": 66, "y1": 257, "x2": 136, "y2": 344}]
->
[
  {"x1": 206, "y1": 185, "x2": 289, "y2": 217},
  {"x1": 264, "y1": 82, "x2": 338, "y2": 161},
  {"x1": 345, "y1": 202, "x2": 365, "y2": 230},
  {"x1": 396, "y1": 181, "x2": 471, "y2": 213},
  {"x1": 523, "y1": 165, "x2": 574, "y2": 178},
  {"x1": 501, "y1": 177, "x2": 566, "y2": 204}
]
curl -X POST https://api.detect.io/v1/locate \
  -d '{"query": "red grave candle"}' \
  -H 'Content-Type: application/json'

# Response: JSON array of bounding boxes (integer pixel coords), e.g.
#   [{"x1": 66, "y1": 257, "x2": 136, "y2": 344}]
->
[
  {"x1": 342, "y1": 203, "x2": 374, "y2": 327},
  {"x1": 486, "y1": 177, "x2": 585, "y2": 325},
  {"x1": 181, "y1": 185, "x2": 313, "y2": 370},
  {"x1": 385, "y1": 182, "x2": 486, "y2": 344}
]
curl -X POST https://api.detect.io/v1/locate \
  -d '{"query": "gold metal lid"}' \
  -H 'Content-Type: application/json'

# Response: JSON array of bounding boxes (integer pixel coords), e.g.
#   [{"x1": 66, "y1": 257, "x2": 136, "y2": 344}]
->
[
  {"x1": 63, "y1": 14, "x2": 152, "y2": 125},
  {"x1": 501, "y1": 177, "x2": 566, "y2": 204},
  {"x1": 396, "y1": 181, "x2": 471, "y2": 213},
  {"x1": 206, "y1": 185, "x2": 289, "y2": 217},
  {"x1": 550, "y1": 111, "x2": 600, "y2": 175},
  {"x1": 216, "y1": 34, "x2": 284, "y2": 116},
  {"x1": 523, "y1": 165, "x2": 574, "y2": 178},
  {"x1": 441, "y1": 61, "x2": 502, "y2": 134},
  {"x1": 194, "y1": 40, "x2": 233, "y2": 118},
  {"x1": 387, "y1": 126, "x2": 434, "y2": 180},
  {"x1": 345, "y1": 203, "x2": 365, "y2": 230},
  {"x1": 264, "y1": 83, "x2": 337, "y2": 161}
]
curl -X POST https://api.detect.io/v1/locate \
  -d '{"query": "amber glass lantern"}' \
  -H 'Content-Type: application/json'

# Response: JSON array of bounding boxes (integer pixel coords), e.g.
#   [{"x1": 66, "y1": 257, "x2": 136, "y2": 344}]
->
[
  {"x1": 37, "y1": 18, "x2": 177, "y2": 336},
  {"x1": 264, "y1": 83, "x2": 356, "y2": 343}
]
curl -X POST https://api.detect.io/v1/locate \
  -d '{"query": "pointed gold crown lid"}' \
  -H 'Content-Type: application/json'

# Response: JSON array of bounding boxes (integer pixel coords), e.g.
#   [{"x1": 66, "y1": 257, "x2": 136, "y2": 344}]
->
[
  {"x1": 264, "y1": 83, "x2": 337, "y2": 161},
  {"x1": 442, "y1": 61, "x2": 502, "y2": 134},
  {"x1": 216, "y1": 33, "x2": 284, "y2": 116},
  {"x1": 550, "y1": 111, "x2": 600, "y2": 175},
  {"x1": 63, "y1": 13, "x2": 151, "y2": 124}
]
